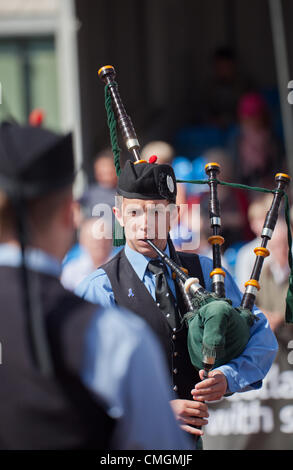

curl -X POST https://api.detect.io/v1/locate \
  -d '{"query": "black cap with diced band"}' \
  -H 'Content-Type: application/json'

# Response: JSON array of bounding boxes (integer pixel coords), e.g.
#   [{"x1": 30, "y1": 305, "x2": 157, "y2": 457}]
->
[{"x1": 117, "y1": 160, "x2": 177, "y2": 203}]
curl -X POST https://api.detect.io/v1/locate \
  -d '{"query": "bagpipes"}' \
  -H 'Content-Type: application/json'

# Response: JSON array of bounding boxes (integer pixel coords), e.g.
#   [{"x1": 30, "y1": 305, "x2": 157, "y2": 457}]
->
[{"x1": 98, "y1": 65, "x2": 293, "y2": 379}]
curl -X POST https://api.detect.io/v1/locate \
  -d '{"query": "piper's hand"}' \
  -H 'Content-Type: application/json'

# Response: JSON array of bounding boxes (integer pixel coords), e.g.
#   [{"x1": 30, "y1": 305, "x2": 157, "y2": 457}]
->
[
  {"x1": 191, "y1": 370, "x2": 228, "y2": 402},
  {"x1": 170, "y1": 399, "x2": 209, "y2": 436}
]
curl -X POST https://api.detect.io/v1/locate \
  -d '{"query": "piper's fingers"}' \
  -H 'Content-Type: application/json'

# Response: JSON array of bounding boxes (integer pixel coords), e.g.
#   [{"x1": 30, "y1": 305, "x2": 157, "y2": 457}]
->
[
  {"x1": 192, "y1": 391, "x2": 223, "y2": 402},
  {"x1": 193, "y1": 377, "x2": 216, "y2": 390},
  {"x1": 180, "y1": 424, "x2": 204, "y2": 436},
  {"x1": 185, "y1": 405, "x2": 209, "y2": 418},
  {"x1": 180, "y1": 416, "x2": 209, "y2": 427}
]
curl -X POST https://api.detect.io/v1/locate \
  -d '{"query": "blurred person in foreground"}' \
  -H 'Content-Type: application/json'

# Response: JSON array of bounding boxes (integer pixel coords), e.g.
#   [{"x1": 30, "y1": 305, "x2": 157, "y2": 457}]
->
[
  {"x1": 0, "y1": 122, "x2": 192, "y2": 450},
  {"x1": 61, "y1": 217, "x2": 114, "y2": 291}
]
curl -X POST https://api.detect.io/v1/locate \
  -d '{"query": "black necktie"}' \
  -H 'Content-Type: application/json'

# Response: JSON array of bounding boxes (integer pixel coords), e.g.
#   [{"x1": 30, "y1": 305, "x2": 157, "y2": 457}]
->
[{"x1": 147, "y1": 259, "x2": 180, "y2": 330}]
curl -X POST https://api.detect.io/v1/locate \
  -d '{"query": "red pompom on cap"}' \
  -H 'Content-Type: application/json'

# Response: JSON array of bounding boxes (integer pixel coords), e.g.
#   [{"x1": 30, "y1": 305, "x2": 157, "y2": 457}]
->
[
  {"x1": 149, "y1": 155, "x2": 158, "y2": 164},
  {"x1": 29, "y1": 109, "x2": 45, "y2": 127}
]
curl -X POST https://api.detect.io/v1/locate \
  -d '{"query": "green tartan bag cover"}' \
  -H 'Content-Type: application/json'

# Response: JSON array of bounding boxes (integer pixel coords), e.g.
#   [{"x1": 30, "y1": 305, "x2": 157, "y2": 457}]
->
[{"x1": 185, "y1": 298, "x2": 256, "y2": 371}]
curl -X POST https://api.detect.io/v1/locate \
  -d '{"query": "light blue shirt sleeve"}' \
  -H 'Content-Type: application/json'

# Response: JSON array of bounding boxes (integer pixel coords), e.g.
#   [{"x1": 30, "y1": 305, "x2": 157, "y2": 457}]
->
[
  {"x1": 75, "y1": 268, "x2": 116, "y2": 308},
  {"x1": 198, "y1": 255, "x2": 278, "y2": 393},
  {"x1": 81, "y1": 306, "x2": 193, "y2": 450}
]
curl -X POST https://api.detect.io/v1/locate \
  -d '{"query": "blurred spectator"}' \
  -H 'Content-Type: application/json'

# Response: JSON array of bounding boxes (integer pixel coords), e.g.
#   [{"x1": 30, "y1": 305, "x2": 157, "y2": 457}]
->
[
  {"x1": 175, "y1": 209, "x2": 231, "y2": 273},
  {"x1": 230, "y1": 92, "x2": 281, "y2": 186},
  {"x1": 201, "y1": 46, "x2": 251, "y2": 129},
  {"x1": 61, "y1": 217, "x2": 113, "y2": 291},
  {"x1": 79, "y1": 147, "x2": 118, "y2": 217},
  {"x1": 170, "y1": 156, "x2": 206, "y2": 254},
  {"x1": 166, "y1": 154, "x2": 194, "y2": 250},
  {"x1": 199, "y1": 148, "x2": 252, "y2": 249},
  {"x1": 172, "y1": 155, "x2": 193, "y2": 209},
  {"x1": 141, "y1": 140, "x2": 175, "y2": 165},
  {"x1": 255, "y1": 218, "x2": 290, "y2": 332},
  {"x1": 235, "y1": 193, "x2": 273, "y2": 291},
  {"x1": 61, "y1": 199, "x2": 85, "y2": 266}
]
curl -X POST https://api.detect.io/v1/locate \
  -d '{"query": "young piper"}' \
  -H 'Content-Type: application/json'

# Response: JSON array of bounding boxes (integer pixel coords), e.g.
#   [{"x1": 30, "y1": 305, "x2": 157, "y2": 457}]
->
[
  {"x1": 0, "y1": 123, "x2": 192, "y2": 450},
  {"x1": 76, "y1": 159, "x2": 278, "y2": 443}
]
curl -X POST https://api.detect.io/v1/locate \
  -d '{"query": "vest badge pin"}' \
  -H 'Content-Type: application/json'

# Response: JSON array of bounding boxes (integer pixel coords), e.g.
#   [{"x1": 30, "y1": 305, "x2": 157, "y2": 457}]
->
[{"x1": 128, "y1": 288, "x2": 135, "y2": 298}]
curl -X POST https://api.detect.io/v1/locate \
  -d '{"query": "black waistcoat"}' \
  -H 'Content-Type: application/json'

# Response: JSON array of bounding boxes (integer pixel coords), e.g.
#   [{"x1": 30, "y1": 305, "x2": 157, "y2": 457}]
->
[
  {"x1": 102, "y1": 247, "x2": 206, "y2": 400},
  {"x1": 0, "y1": 266, "x2": 114, "y2": 450}
]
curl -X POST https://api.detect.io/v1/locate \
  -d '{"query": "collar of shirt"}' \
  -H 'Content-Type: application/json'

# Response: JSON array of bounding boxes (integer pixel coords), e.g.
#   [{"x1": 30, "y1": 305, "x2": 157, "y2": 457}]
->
[
  {"x1": 124, "y1": 241, "x2": 173, "y2": 280},
  {"x1": 0, "y1": 243, "x2": 62, "y2": 278}
]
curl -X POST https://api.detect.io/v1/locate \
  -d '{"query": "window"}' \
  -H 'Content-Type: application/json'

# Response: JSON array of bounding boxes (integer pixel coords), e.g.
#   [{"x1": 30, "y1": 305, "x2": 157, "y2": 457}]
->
[{"x1": 0, "y1": 37, "x2": 60, "y2": 130}]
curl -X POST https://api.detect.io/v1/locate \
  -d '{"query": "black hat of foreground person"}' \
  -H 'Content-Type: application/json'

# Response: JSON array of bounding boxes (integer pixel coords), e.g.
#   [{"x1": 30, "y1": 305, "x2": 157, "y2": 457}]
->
[{"x1": 0, "y1": 121, "x2": 74, "y2": 198}]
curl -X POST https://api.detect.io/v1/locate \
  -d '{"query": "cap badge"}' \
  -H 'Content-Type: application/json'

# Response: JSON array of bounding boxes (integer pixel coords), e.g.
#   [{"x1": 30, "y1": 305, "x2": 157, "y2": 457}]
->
[{"x1": 166, "y1": 175, "x2": 175, "y2": 193}]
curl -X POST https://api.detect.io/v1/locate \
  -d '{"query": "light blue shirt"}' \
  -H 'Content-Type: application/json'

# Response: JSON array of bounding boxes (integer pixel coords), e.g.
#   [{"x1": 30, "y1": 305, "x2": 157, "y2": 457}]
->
[
  {"x1": 76, "y1": 242, "x2": 278, "y2": 394},
  {"x1": 0, "y1": 243, "x2": 192, "y2": 450}
]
